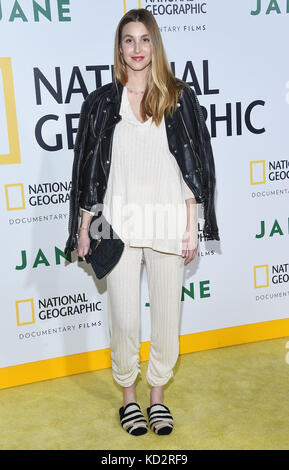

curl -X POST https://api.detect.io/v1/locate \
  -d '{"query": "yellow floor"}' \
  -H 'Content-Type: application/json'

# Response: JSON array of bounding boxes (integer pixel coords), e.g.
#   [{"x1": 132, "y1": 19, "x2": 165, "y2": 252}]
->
[{"x1": 1, "y1": 337, "x2": 289, "y2": 450}]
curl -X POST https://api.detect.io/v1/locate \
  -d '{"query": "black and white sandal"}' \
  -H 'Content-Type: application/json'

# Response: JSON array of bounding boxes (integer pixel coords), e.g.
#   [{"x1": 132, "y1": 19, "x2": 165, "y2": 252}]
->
[
  {"x1": 119, "y1": 402, "x2": 148, "y2": 436},
  {"x1": 147, "y1": 403, "x2": 174, "y2": 435}
]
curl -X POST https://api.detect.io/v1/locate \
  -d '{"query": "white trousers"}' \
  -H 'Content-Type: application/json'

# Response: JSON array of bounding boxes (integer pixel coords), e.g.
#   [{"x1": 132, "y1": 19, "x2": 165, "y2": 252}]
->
[{"x1": 106, "y1": 244, "x2": 185, "y2": 388}]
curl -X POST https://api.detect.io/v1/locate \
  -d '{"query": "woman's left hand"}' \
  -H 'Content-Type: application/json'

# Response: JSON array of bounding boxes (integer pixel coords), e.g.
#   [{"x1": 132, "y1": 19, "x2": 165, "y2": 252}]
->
[{"x1": 181, "y1": 226, "x2": 198, "y2": 265}]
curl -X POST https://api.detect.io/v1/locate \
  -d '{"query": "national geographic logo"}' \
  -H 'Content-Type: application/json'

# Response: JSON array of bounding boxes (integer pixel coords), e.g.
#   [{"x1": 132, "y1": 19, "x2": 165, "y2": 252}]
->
[
  {"x1": 124, "y1": 0, "x2": 207, "y2": 33},
  {"x1": 5, "y1": 181, "x2": 70, "y2": 227},
  {"x1": 16, "y1": 293, "x2": 103, "y2": 341},
  {"x1": 16, "y1": 293, "x2": 102, "y2": 327},
  {"x1": 124, "y1": 0, "x2": 207, "y2": 15},
  {"x1": 0, "y1": 58, "x2": 21, "y2": 165},
  {"x1": 0, "y1": 0, "x2": 71, "y2": 22},
  {"x1": 16, "y1": 298, "x2": 35, "y2": 326},
  {"x1": 250, "y1": 159, "x2": 289, "y2": 185},
  {"x1": 254, "y1": 264, "x2": 270, "y2": 288},
  {"x1": 254, "y1": 263, "x2": 289, "y2": 287},
  {"x1": 250, "y1": 159, "x2": 289, "y2": 199},
  {"x1": 254, "y1": 263, "x2": 289, "y2": 302},
  {"x1": 5, "y1": 180, "x2": 71, "y2": 211},
  {"x1": 251, "y1": 0, "x2": 289, "y2": 15}
]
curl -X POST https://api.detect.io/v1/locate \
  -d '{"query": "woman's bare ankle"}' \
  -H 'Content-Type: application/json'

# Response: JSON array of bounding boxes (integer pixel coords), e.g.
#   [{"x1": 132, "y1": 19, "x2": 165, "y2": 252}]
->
[
  {"x1": 123, "y1": 383, "x2": 137, "y2": 407},
  {"x1": 150, "y1": 386, "x2": 163, "y2": 406}
]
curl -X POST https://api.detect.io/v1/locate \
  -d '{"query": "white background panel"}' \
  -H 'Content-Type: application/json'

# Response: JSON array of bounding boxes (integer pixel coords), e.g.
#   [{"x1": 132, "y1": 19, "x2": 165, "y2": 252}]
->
[{"x1": 1, "y1": 0, "x2": 289, "y2": 370}]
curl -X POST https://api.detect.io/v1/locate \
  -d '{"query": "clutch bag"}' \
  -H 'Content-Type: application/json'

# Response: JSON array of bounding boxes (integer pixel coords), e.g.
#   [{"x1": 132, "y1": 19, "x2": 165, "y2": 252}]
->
[{"x1": 84, "y1": 214, "x2": 124, "y2": 279}]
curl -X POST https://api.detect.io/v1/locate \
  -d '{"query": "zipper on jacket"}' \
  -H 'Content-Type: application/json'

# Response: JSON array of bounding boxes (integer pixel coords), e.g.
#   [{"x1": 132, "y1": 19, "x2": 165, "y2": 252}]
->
[{"x1": 178, "y1": 109, "x2": 203, "y2": 174}]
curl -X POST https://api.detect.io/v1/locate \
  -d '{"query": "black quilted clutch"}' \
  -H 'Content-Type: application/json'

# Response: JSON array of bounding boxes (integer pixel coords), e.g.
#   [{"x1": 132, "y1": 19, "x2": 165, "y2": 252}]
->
[{"x1": 84, "y1": 215, "x2": 124, "y2": 279}]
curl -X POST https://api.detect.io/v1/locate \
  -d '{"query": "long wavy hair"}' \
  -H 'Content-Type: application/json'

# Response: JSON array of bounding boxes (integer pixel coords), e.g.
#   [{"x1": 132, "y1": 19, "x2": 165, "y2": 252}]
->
[{"x1": 113, "y1": 8, "x2": 186, "y2": 126}]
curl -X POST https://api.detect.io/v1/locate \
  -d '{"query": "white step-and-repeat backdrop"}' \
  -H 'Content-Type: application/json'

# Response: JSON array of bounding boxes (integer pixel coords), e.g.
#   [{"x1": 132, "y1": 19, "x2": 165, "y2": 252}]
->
[{"x1": 1, "y1": 0, "x2": 289, "y2": 388}]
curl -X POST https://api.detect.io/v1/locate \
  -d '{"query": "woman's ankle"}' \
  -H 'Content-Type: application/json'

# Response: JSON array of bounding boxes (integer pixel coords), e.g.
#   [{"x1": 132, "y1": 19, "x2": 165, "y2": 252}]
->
[
  {"x1": 123, "y1": 383, "x2": 137, "y2": 407},
  {"x1": 150, "y1": 386, "x2": 163, "y2": 406}
]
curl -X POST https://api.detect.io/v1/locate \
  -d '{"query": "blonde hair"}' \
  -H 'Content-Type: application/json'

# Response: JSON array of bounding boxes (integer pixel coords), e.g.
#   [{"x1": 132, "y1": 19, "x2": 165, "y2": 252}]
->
[{"x1": 113, "y1": 8, "x2": 186, "y2": 126}]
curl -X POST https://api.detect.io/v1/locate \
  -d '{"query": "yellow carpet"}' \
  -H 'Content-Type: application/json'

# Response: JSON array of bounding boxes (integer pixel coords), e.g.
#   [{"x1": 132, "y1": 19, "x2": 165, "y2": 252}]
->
[{"x1": 1, "y1": 336, "x2": 289, "y2": 450}]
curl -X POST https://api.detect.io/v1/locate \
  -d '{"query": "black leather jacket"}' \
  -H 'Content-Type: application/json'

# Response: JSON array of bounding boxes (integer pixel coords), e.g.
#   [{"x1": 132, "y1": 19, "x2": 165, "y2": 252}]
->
[{"x1": 64, "y1": 77, "x2": 219, "y2": 255}]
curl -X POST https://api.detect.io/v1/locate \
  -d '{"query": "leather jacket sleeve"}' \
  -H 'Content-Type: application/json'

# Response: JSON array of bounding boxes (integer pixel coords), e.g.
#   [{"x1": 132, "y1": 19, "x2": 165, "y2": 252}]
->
[
  {"x1": 64, "y1": 97, "x2": 90, "y2": 254},
  {"x1": 186, "y1": 86, "x2": 220, "y2": 241}
]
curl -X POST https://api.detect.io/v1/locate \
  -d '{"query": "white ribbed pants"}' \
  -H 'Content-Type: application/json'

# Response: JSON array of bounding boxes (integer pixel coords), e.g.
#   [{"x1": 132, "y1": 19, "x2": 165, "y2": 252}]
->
[{"x1": 106, "y1": 244, "x2": 185, "y2": 388}]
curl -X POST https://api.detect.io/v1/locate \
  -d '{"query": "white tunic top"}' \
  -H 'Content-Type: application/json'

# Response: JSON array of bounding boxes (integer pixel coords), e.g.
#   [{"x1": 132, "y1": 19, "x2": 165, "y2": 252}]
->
[{"x1": 81, "y1": 85, "x2": 195, "y2": 255}]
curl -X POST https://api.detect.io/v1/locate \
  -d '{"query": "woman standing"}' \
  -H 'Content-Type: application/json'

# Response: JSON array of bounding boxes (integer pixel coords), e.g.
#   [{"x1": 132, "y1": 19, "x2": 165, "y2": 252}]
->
[{"x1": 65, "y1": 8, "x2": 219, "y2": 436}]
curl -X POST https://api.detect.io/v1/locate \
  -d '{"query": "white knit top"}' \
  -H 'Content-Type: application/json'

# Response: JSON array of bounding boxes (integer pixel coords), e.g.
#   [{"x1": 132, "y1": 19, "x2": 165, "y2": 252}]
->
[{"x1": 81, "y1": 85, "x2": 195, "y2": 255}]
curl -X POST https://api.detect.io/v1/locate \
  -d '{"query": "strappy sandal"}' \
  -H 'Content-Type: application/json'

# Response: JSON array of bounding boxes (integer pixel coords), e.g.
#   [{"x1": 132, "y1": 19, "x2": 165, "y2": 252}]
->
[
  {"x1": 119, "y1": 402, "x2": 148, "y2": 436},
  {"x1": 147, "y1": 403, "x2": 174, "y2": 435}
]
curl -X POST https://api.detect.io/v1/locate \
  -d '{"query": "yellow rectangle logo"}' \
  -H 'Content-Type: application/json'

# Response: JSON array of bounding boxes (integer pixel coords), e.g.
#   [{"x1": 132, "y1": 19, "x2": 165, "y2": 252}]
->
[
  {"x1": 123, "y1": 0, "x2": 142, "y2": 13},
  {"x1": 250, "y1": 160, "x2": 266, "y2": 185},
  {"x1": 254, "y1": 264, "x2": 269, "y2": 288},
  {"x1": 0, "y1": 58, "x2": 21, "y2": 165},
  {"x1": 16, "y1": 299, "x2": 35, "y2": 326},
  {"x1": 5, "y1": 183, "x2": 25, "y2": 210}
]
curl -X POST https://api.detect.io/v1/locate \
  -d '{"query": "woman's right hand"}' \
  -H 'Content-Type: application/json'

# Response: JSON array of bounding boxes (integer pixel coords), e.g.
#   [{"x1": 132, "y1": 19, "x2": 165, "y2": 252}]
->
[{"x1": 77, "y1": 231, "x2": 91, "y2": 259}]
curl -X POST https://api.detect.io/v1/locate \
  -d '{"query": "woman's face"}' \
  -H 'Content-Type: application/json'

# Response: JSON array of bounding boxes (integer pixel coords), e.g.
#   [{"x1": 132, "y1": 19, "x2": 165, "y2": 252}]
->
[{"x1": 120, "y1": 21, "x2": 152, "y2": 72}]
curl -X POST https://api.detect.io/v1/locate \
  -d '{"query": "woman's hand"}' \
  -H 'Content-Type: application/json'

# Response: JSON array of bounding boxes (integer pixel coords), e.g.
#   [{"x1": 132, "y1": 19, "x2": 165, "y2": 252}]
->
[
  {"x1": 77, "y1": 230, "x2": 91, "y2": 260},
  {"x1": 77, "y1": 210, "x2": 93, "y2": 259},
  {"x1": 181, "y1": 226, "x2": 198, "y2": 265}
]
